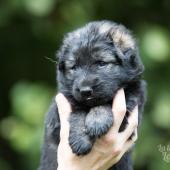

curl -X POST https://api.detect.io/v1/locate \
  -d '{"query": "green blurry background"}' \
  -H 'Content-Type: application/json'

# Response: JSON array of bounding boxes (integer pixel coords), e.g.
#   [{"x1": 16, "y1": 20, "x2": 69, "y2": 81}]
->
[{"x1": 0, "y1": 0, "x2": 170, "y2": 170}]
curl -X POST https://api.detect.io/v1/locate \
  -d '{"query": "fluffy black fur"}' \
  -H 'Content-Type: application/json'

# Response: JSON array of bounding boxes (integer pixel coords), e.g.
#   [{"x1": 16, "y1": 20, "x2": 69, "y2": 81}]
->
[{"x1": 39, "y1": 21, "x2": 146, "y2": 170}]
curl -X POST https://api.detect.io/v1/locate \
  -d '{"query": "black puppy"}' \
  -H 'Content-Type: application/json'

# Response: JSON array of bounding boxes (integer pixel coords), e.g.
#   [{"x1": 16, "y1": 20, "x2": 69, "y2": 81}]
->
[{"x1": 39, "y1": 21, "x2": 146, "y2": 170}]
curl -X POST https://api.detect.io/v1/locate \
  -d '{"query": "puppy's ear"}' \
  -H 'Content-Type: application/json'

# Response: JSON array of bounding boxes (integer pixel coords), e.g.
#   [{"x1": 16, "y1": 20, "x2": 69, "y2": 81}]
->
[
  {"x1": 124, "y1": 49, "x2": 137, "y2": 66},
  {"x1": 109, "y1": 25, "x2": 135, "y2": 51},
  {"x1": 124, "y1": 48, "x2": 144, "y2": 74}
]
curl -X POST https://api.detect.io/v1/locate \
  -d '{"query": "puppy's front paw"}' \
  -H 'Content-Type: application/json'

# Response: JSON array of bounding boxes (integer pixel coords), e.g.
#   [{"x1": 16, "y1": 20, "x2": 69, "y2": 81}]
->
[
  {"x1": 85, "y1": 106, "x2": 113, "y2": 138},
  {"x1": 69, "y1": 132, "x2": 93, "y2": 155}
]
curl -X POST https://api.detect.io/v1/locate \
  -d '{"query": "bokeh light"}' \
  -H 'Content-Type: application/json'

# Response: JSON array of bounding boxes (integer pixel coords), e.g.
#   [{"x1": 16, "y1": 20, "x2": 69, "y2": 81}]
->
[{"x1": 141, "y1": 26, "x2": 170, "y2": 62}]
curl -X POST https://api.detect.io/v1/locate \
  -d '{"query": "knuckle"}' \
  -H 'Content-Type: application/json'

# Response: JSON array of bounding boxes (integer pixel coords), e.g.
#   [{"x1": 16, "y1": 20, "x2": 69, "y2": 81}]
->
[
  {"x1": 112, "y1": 146, "x2": 122, "y2": 157},
  {"x1": 117, "y1": 108, "x2": 126, "y2": 116},
  {"x1": 103, "y1": 133, "x2": 115, "y2": 145},
  {"x1": 132, "y1": 114, "x2": 138, "y2": 123},
  {"x1": 121, "y1": 108, "x2": 127, "y2": 115},
  {"x1": 132, "y1": 122, "x2": 138, "y2": 129}
]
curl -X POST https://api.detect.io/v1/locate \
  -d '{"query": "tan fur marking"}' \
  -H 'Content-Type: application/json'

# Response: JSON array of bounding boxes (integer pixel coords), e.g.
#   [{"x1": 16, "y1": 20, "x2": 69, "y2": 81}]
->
[{"x1": 111, "y1": 27, "x2": 135, "y2": 49}]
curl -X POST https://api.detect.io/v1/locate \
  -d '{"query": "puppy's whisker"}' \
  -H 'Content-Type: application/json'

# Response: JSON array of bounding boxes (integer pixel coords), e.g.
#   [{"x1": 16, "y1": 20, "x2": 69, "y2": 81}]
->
[{"x1": 44, "y1": 56, "x2": 57, "y2": 63}]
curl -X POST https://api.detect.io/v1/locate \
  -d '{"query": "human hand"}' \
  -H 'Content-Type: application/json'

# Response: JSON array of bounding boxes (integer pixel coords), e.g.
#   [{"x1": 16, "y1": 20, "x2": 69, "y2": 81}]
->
[{"x1": 56, "y1": 89, "x2": 138, "y2": 170}]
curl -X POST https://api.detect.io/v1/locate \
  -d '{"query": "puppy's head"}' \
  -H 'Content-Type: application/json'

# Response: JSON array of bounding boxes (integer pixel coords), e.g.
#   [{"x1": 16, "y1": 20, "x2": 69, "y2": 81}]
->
[{"x1": 57, "y1": 21, "x2": 144, "y2": 106}]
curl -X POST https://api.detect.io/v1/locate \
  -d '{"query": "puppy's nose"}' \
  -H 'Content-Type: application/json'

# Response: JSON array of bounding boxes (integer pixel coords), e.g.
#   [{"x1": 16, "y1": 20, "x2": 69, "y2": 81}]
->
[{"x1": 80, "y1": 87, "x2": 93, "y2": 97}]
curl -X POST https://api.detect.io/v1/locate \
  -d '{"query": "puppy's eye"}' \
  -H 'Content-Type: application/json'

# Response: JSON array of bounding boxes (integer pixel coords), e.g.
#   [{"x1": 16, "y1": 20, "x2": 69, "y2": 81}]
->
[
  {"x1": 112, "y1": 60, "x2": 120, "y2": 65},
  {"x1": 96, "y1": 61, "x2": 108, "y2": 67},
  {"x1": 70, "y1": 65, "x2": 77, "y2": 70},
  {"x1": 58, "y1": 61, "x2": 65, "y2": 71}
]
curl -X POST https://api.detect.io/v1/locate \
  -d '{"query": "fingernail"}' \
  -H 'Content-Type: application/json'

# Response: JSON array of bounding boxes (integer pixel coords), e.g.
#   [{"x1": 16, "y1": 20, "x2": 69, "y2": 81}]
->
[
  {"x1": 116, "y1": 88, "x2": 124, "y2": 96},
  {"x1": 55, "y1": 93, "x2": 64, "y2": 103},
  {"x1": 115, "y1": 88, "x2": 125, "y2": 102},
  {"x1": 113, "y1": 88, "x2": 126, "y2": 111}
]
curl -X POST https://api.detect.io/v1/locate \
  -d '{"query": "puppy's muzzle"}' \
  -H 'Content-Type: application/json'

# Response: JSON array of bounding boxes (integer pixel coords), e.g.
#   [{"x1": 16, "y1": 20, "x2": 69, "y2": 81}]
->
[
  {"x1": 79, "y1": 86, "x2": 93, "y2": 98},
  {"x1": 75, "y1": 75, "x2": 99, "y2": 100}
]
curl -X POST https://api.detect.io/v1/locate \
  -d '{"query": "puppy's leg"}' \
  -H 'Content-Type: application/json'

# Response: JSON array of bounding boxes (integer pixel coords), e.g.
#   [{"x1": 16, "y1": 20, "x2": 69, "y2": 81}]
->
[
  {"x1": 69, "y1": 112, "x2": 95, "y2": 155},
  {"x1": 39, "y1": 100, "x2": 60, "y2": 170},
  {"x1": 85, "y1": 105, "x2": 113, "y2": 138},
  {"x1": 122, "y1": 80, "x2": 146, "y2": 133}
]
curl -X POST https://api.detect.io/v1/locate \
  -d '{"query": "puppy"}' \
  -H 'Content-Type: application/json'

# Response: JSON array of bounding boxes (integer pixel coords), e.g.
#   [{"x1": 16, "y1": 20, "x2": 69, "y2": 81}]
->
[{"x1": 39, "y1": 21, "x2": 146, "y2": 170}]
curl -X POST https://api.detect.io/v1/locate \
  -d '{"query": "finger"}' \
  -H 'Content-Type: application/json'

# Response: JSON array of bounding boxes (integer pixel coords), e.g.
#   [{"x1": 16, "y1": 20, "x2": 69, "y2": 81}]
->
[
  {"x1": 120, "y1": 106, "x2": 138, "y2": 142},
  {"x1": 124, "y1": 132, "x2": 136, "y2": 152},
  {"x1": 131, "y1": 128, "x2": 138, "y2": 143},
  {"x1": 55, "y1": 93, "x2": 72, "y2": 122},
  {"x1": 55, "y1": 93, "x2": 72, "y2": 140},
  {"x1": 107, "y1": 128, "x2": 138, "y2": 168},
  {"x1": 112, "y1": 89, "x2": 126, "y2": 130},
  {"x1": 110, "y1": 136, "x2": 135, "y2": 166}
]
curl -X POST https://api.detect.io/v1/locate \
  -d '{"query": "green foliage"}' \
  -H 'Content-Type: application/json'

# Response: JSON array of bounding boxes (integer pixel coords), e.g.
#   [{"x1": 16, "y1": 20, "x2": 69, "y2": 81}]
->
[
  {"x1": 0, "y1": 82, "x2": 54, "y2": 169},
  {"x1": 0, "y1": 0, "x2": 170, "y2": 170}
]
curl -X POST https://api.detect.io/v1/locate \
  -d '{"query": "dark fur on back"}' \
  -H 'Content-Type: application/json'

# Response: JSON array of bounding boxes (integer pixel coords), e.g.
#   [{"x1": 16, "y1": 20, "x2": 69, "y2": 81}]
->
[{"x1": 39, "y1": 21, "x2": 146, "y2": 170}]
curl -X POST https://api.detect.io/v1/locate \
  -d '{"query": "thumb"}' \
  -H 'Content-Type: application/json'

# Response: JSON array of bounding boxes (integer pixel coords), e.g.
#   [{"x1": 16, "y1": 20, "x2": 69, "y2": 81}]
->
[{"x1": 55, "y1": 93, "x2": 72, "y2": 141}]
